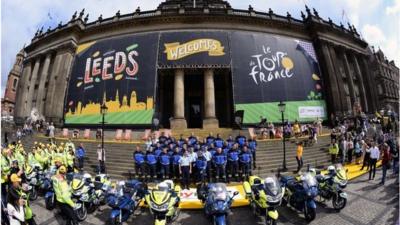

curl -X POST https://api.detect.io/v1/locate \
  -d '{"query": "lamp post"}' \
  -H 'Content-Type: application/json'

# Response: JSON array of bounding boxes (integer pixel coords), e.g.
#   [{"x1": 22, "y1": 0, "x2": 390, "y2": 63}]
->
[
  {"x1": 100, "y1": 103, "x2": 108, "y2": 156},
  {"x1": 278, "y1": 101, "x2": 287, "y2": 171}
]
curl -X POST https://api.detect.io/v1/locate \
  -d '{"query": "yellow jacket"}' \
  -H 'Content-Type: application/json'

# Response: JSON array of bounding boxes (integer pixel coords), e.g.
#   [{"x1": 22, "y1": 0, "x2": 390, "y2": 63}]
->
[{"x1": 52, "y1": 175, "x2": 75, "y2": 207}]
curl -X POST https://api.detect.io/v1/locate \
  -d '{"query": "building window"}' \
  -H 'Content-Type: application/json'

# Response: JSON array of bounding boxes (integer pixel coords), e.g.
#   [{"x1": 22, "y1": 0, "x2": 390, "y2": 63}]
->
[
  {"x1": 12, "y1": 78, "x2": 18, "y2": 91},
  {"x1": 377, "y1": 84, "x2": 383, "y2": 95}
]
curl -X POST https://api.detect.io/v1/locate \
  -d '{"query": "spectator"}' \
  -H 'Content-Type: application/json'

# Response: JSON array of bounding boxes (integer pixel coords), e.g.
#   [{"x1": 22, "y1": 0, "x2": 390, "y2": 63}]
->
[
  {"x1": 329, "y1": 139, "x2": 339, "y2": 164},
  {"x1": 293, "y1": 120, "x2": 301, "y2": 138},
  {"x1": 380, "y1": 143, "x2": 391, "y2": 185},
  {"x1": 295, "y1": 142, "x2": 304, "y2": 173},
  {"x1": 354, "y1": 140, "x2": 362, "y2": 164},
  {"x1": 339, "y1": 138, "x2": 347, "y2": 164},
  {"x1": 48, "y1": 123, "x2": 55, "y2": 140},
  {"x1": 97, "y1": 144, "x2": 106, "y2": 173},
  {"x1": 360, "y1": 141, "x2": 370, "y2": 170},
  {"x1": 347, "y1": 137, "x2": 354, "y2": 164},
  {"x1": 75, "y1": 143, "x2": 85, "y2": 170},
  {"x1": 268, "y1": 122, "x2": 275, "y2": 139},
  {"x1": 369, "y1": 142, "x2": 380, "y2": 180}
]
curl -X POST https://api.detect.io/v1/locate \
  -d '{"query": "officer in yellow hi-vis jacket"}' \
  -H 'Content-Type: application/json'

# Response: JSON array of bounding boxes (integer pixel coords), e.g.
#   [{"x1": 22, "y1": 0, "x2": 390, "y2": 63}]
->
[{"x1": 52, "y1": 166, "x2": 78, "y2": 225}]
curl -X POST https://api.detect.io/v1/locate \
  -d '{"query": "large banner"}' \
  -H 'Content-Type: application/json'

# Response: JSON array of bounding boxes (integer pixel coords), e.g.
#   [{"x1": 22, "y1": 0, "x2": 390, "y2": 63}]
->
[
  {"x1": 158, "y1": 31, "x2": 230, "y2": 68},
  {"x1": 231, "y1": 31, "x2": 327, "y2": 123},
  {"x1": 64, "y1": 34, "x2": 158, "y2": 125}
]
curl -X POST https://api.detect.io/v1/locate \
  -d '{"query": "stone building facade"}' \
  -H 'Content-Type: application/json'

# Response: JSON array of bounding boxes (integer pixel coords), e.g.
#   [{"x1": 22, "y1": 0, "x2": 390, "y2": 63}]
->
[
  {"x1": 13, "y1": 0, "x2": 398, "y2": 127},
  {"x1": 2, "y1": 49, "x2": 24, "y2": 117},
  {"x1": 370, "y1": 49, "x2": 399, "y2": 114}
]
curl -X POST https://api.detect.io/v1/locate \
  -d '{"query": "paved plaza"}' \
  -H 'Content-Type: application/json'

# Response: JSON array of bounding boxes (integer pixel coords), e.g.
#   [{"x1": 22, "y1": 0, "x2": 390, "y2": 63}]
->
[{"x1": 30, "y1": 169, "x2": 399, "y2": 225}]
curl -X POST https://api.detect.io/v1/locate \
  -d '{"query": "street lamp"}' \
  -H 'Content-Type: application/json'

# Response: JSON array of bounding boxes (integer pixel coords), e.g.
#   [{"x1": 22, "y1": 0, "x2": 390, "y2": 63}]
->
[
  {"x1": 100, "y1": 103, "x2": 108, "y2": 153},
  {"x1": 278, "y1": 101, "x2": 287, "y2": 171}
]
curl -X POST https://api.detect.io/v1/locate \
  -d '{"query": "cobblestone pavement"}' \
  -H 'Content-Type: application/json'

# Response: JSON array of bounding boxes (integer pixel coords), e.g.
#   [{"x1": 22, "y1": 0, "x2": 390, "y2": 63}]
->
[{"x1": 30, "y1": 169, "x2": 399, "y2": 225}]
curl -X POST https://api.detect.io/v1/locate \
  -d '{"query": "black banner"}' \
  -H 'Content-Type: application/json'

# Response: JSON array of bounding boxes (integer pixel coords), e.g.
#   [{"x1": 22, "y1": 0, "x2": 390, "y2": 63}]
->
[
  {"x1": 158, "y1": 31, "x2": 230, "y2": 68},
  {"x1": 231, "y1": 31, "x2": 323, "y2": 103}
]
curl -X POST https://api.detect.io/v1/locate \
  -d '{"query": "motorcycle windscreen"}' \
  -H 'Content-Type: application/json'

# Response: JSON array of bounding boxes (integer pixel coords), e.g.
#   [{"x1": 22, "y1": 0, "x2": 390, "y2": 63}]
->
[{"x1": 209, "y1": 183, "x2": 228, "y2": 201}]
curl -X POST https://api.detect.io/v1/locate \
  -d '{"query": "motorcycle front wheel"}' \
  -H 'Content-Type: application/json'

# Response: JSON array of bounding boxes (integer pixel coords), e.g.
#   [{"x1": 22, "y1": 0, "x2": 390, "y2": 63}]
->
[
  {"x1": 76, "y1": 203, "x2": 87, "y2": 221},
  {"x1": 108, "y1": 217, "x2": 121, "y2": 225},
  {"x1": 332, "y1": 195, "x2": 347, "y2": 211},
  {"x1": 45, "y1": 195, "x2": 55, "y2": 210},
  {"x1": 29, "y1": 187, "x2": 38, "y2": 201},
  {"x1": 304, "y1": 206, "x2": 316, "y2": 222},
  {"x1": 265, "y1": 215, "x2": 277, "y2": 225}
]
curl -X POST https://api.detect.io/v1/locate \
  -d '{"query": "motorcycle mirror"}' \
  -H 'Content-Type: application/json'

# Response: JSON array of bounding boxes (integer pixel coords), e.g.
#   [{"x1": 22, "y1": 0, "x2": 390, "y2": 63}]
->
[
  {"x1": 346, "y1": 169, "x2": 349, "y2": 173},
  {"x1": 233, "y1": 191, "x2": 239, "y2": 196}
]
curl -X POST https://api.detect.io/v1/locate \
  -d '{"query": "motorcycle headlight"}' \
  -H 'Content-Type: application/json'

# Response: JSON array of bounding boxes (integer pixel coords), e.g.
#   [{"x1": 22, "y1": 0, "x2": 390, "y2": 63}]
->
[
  {"x1": 73, "y1": 189, "x2": 83, "y2": 197},
  {"x1": 80, "y1": 193, "x2": 89, "y2": 202},
  {"x1": 213, "y1": 201, "x2": 227, "y2": 212},
  {"x1": 151, "y1": 202, "x2": 169, "y2": 211},
  {"x1": 267, "y1": 193, "x2": 282, "y2": 203}
]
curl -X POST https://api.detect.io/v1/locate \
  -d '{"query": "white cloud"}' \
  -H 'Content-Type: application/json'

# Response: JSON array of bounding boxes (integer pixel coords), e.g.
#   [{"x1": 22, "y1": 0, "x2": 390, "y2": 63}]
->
[
  {"x1": 362, "y1": 24, "x2": 387, "y2": 43},
  {"x1": 386, "y1": 0, "x2": 400, "y2": 14},
  {"x1": 362, "y1": 24, "x2": 400, "y2": 65}
]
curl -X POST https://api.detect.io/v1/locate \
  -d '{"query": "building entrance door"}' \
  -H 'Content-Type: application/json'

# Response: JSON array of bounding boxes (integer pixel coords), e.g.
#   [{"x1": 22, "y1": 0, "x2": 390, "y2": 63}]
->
[{"x1": 185, "y1": 72, "x2": 204, "y2": 128}]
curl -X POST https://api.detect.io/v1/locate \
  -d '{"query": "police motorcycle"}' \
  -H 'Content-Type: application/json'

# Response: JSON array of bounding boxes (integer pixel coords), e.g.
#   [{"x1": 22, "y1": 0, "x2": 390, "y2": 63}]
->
[
  {"x1": 243, "y1": 176, "x2": 285, "y2": 225},
  {"x1": 315, "y1": 164, "x2": 348, "y2": 211},
  {"x1": 93, "y1": 173, "x2": 112, "y2": 205},
  {"x1": 144, "y1": 180, "x2": 181, "y2": 225},
  {"x1": 70, "y1": 173, "x2": 102, "y2": 221},
  {"x1": 106, "y1": 179, "x2": 146, "y2": 225},
  {"x1": 42, "y1": 169, "x2": 56, "y2": 210},
  {"x1": 197, "y1": 183, "x2": 239, "y2": 225},
  {"x1": 280, "y1": 170, "x2": 319, "y2": 222},
  {"x1": 24, "y1": 165, "x2": 43, "y2": 201}
]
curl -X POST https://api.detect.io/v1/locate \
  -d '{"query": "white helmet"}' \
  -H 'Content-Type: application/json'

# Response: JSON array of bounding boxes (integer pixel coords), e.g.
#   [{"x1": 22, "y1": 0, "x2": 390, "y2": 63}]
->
[{"x1": 327, "y1": 165, "x2": 335, "y2": 172}]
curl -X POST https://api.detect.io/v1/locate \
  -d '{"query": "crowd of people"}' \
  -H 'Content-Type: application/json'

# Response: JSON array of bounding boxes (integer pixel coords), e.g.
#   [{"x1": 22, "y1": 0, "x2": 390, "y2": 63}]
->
[
  {"x1": 327, "y1": 116, "x2": 399, "y2": 185},
  {"x1": 0, "y1": 139, "x2": 104, "y2": 225},
  {"x1": 134, "y1": 132, "x2": 257, "y2": 189}
]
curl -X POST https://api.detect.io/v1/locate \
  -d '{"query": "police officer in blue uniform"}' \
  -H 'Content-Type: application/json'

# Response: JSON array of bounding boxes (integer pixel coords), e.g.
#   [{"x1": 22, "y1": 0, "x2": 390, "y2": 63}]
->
[
  {"x1": 239, "y1": 146, "x2": 253, "y2": 180},
  {"x1": 213, "y1": 147, "x2": 227, "y2": 182},
  {"x1": 188, "y1": 133, "x2": 197, "y2": 146},
  {"x1": 159, "y1": 148, "x2": 171, "y2": 179},
  {"x1": 248, "y1": 137, "x2": 257, "y2": 169},
  {"x1": 133, "y1": 146, "x2": 146, "y2": 179},
  {"x1": 236, "y1": 132, "x2": 247, "y2": 148},
  {"x1": 172, "y1": 147, "x2": 182, "y2": 179},
  {"x1": 214, "y1": 134, "x2": 224, "y2": 149},
  {"x1": 195, "y1": 151, "x2": 208, "y2": 183},
  {"x1": 228, "y1": 144, "x2": 240, "y2": 182},
  {"x1": 206, "y1": 132, "x2": 215, "y2": 146},
  {"x1": 146, "y1": 148, "x2": 158, "y2": 180}
]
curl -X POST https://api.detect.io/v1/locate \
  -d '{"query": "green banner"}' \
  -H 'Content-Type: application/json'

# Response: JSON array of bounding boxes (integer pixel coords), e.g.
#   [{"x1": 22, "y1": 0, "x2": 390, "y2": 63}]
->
[{"x1": 235, "y1": 100, "x2": 327, "y2": 123}]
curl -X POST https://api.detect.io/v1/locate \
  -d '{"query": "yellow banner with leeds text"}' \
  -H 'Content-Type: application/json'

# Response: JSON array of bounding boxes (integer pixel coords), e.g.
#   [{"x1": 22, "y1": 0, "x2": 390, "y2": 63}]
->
[{"x1": 164, "y1": 38, "x2": 225, "y2": 60}]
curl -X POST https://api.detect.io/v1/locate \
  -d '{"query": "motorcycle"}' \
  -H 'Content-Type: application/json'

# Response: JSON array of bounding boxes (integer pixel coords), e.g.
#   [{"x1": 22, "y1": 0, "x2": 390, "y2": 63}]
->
[
  {"x1": 93, "y1": 173, "x2": 112, "y2": 205},
  {"x1": 243, "y1": 176, "x2": 284, "y2": 225},
  {"x1": 71, "y1": 173, "x2": 100, "y2": 221},
  {"x1": 144, "y1": 180, "x2": 180, "y2": 225},
  {"x1": 316, "y1": 164, "x2": 348, "y2": 211},
  {"x1": 107, "y1": 180, "x2": 145, "y2": 225},
  {"x1": 42, "y1": 169, "x2": 56, "y2": 210},
  {"x1": 280, "y1": 172, "x2": 319, "y2": 222},
  {"x1": 197, "y1": 182, "x2": 238, "y2": 225},
  {"x1": 24, "y1": 165, "x2": 42, "y2": 201}
]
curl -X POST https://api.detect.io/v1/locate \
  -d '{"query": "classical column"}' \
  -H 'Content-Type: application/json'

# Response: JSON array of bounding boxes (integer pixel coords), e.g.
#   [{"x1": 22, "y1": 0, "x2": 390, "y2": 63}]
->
[
  {"x1": 341, "y1": 50, "x2": 356, "y2": 105},
  {"x1": 320, "y1": 42, "x2": 342, "y2": 113},
  {"x1": 203, "y1": 69, "x2": 219, "y2": 128},
  {"x1": 14, "y1": 61, "x2": 32, "y2": 121},
  {"x1": 36, "y1": 53, "x2": 52, "y2": 115},
  {"x1": 25, "y1": 58, "x2": 41, "y2": 115},
  {"x1": 45, "y1": 52, "x2": 62, "y2": 118},
  {"x1": 170, "y1": 69, "x2": 187, "y2": 129},
  {"x1": 360, "y1": 56, "x2": 379, "y2": 112},
  {"x1": 328, "y1": 45, "x2": 348, "y2": 112},
  {"x1": 351, "y1": 54, "x2": 368, "y2": 112},
  {"x1": 52, "y1": 50, "x2": 74, "y2": 126}
]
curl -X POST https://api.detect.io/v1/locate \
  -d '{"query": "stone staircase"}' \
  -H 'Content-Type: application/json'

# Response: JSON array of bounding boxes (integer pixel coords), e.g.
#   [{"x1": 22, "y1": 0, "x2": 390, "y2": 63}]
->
[{"x1": 19, "y1": 131, "x2": 331, "y2": 180}]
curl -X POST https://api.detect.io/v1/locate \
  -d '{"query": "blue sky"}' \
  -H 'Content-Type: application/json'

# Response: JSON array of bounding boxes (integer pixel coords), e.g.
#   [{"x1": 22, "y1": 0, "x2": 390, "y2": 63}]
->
[{"x1": 1, "y1": 0, "x2": 399, "y2": 93}]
